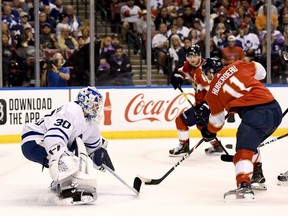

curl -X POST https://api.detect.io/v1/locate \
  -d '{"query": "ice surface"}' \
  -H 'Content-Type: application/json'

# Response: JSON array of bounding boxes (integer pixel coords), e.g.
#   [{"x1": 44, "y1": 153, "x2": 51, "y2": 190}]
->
[{"x1": 0, "y1": 137, "x2": 288, "y2": 216}]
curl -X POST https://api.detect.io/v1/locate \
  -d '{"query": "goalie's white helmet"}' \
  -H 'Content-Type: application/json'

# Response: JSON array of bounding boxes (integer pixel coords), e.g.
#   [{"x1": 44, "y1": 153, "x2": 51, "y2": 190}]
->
[{"x1": 77, "y1": 86, "x2": 103, "y2": 120}]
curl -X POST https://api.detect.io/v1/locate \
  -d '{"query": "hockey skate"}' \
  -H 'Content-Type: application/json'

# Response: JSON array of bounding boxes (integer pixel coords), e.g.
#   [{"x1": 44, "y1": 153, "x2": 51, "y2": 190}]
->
[
  {"x1": 204, "y1": 140, "x2": 223, "y2": 155},
  {"x1": 251, "y1": 162, "x2": 267, "y2": 190},
  {"x1": 169, "y1": 140, "x2": 189, "y2": 157},
  {"x1": 277, "y1": 171, "x2": 288, "y2": 186},
  {"x1": 224, "y1": 182, "x2": 255, "y2": 202}
]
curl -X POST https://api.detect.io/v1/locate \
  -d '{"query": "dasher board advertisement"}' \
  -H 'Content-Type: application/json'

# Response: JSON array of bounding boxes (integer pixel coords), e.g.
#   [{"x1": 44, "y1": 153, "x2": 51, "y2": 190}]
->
[{"x1": 0, "y1": 86, "x2": 287, "y2": 143}]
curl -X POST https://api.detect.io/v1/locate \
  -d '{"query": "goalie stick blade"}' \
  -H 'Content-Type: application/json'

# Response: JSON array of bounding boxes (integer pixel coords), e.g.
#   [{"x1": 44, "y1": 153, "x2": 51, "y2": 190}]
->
[
  {"x1": 220, "y1": 154, "x2": 234, "y2": 162},
  {"x1": 133, "y1": 177, "x2": 142, "y2": 193}
]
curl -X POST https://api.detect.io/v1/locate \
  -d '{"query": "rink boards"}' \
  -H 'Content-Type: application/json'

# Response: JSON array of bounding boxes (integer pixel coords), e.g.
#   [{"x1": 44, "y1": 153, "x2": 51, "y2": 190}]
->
[{"x1": 0, "y1": 86, "x2": 287, "y2": 143}]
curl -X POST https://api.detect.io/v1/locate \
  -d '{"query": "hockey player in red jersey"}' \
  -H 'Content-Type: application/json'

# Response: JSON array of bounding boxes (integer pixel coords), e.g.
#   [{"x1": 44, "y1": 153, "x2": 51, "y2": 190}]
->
[
  {"x1": 169, "y1": 44, "x2": 223, "y2": 157},
  {"x1": 200, "y1": 57, "x2": 282, "y2": 201}
]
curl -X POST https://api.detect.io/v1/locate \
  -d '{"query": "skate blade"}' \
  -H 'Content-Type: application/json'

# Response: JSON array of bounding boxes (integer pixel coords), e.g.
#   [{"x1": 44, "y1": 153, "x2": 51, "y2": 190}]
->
[
  {"x1": 169, "y1": 153, "x2": 188, "y2": 157},
  {"x1": 251, "y1": 183, "x2": 267, "y2": 191},
  {"x1": 277, "y1": 181, "x2": 288, "y2": 186},
  {"x1": 224, "y1": 193, "x2": 255, "y2": 203},
  {"x1": 59, "y1": 195, "x2": 96, "y2": 205}
]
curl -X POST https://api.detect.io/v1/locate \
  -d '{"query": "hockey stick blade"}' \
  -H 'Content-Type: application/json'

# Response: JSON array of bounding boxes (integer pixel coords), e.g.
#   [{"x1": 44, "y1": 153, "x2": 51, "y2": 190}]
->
[
  {"x1": 133, "y1": 177, "x2": 142, "y2": 193},
  {"x1": 220, "y1": 154, "x2": 234, "y2": 162},
  {"x1": 137, "y1": 138, "x2": 205, "y2": 185}
]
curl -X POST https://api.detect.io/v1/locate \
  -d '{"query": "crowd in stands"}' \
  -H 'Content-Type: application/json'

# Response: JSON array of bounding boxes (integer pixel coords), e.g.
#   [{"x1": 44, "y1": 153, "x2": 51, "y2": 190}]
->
[
  {"x1": 104, "y1": 0, "x2": 288, "y2": 80},
  {"x1": 2, "y1": 0, "x2": 288, "y2": 87}
]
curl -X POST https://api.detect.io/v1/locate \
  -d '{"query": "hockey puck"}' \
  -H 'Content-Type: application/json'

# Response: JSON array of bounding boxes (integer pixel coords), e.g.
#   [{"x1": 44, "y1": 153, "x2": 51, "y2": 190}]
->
[
  {"x1": 133, "y1": 177, "x2": 142, "y2": 193},
  {"x1": 225, "y1": 144, "x2": 233, "y2": 149},
  {"x1": 220, "y1": 154, "x2": 234, "y2": 162}
]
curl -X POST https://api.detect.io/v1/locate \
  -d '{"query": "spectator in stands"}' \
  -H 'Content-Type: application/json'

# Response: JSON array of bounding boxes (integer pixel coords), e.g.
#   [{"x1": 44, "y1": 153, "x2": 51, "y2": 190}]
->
[
  {"x1": 211, "y1": 11, "x2": 236, "y2": 36},
  {"x1": 136, "y1": 10, "x2": 155, "y2": 35},
  {"x1": 99, "y1": 35, "x2": 115, "y2": 62},
  {"x1": 120, "y1": 0, "x2": 143, "y2": 41},
  {"x1": 182, "y1": 5, "x2": 194, "y2": 28},
  {"x1": 242, "y1": 11, "x2": 258, "y2": 35},
  {"x1": 152, "y1": 23, "x2": 169, "y2": 74},
  {"x1": 55, "y1": 12, "x2": 69, "y2": 36},
  {"x1": 176, "y1": 37, "x2": 191, "y2": 68},
  {"x1": 2, "y1": 3, "x2": 20, "y2": 36},
  {"x1": 196, "y1": 7, "x2": 214, "y2": 32},
  {"x1": 168, "y1": 34, "x2": 183, "y2": 72},
  {"x1": 188, "y1": 28, "x2": 200, "y2": 45},
  {"x1": 111, "y1": 34, "x2": 121, "y2": 50},
  {"x1": 15, "y1": 34, "x2": 34, "y2": 86},
  {"x1": 221, "y1": 35, "x2": 248, "y2": 66},
  {"x1": 11, "y1": 0, "x2": 29, "y2": 17},
  {"x1": 40, "y1": 52, "x2": 70, "y2": 86},
  {"x1": 57, "y1": 24, "x2": 79, "y2": 50},
  {"x1": 107, "y1": 46, "x2": 134, "y2": 85},
  {"x1": 255, "y1": 3, "x2": 279, "y2": 32},
  {"x1": 40, "y1": 22, "x2": 60, "y2": 50},
  {"x1": 78, "y1": 26, "x2": 90, "y2": 44},
  {"x1": 42, "y1": 4, "x2": 57, "y2": 30},
  {"x1": 278, "y1": 13, "x2": 288, "y2": 33},
  {"x1": 65, "y1": 4, "x2": 82, "y2": 37},
  {"x1": 259, "y1": 22, "x2": 285, "y2": 76},
  {"x1": 239, "y1": 0, "x2": 256, "y2": 21},
  {"x1": 257, "y1": 0, "x2": 278, "y2": 17},
  {"x1": 195, "y1": 29, "x2": 223, "y2": 59},
  {"x1": 2, "y1": 22, "x2": 15, "y2": 46},
  {"x1": 22, "y1": 23, "x2": 35, "y2": 46},
  {"x1": 236, "y1": 22, "x2": 260, "y2": 62},
  {"x1": 154, "y1": 7, "x2": 172, "y2": 30},
  {"x1": 212, "y1": 22, "x2": 226, "y2": 49},
  {"x1": 167, "y1": 16, "x2": 190, "y2": 39},
  {"x1": 77, "y1": 36, "x2": 86, "y2": 49},
  {"x1": 49, "y1": 0, "x2": 64, "y2": 21},
  {"x1": 2, "y1": 33, "x2": 19, "y2": 87}
]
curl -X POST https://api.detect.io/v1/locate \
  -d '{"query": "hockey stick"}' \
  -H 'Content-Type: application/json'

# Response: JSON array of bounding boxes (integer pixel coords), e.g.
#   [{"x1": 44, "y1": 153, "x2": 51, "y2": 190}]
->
[
  {"x1": 102, "y1": 164, "x2": 141, "y2": 196},
  {"x1": 221, "y1": 107, "x2": 288, "y2": 162},
  {"x1": 77, "y1": 138, "x2": 140, "y2": 195},
  {"x1": 178, "y1": 86, "x2": 231, "y2": 157},
  {"x1": 225, "y1": 107, "x2": 288, "y2": 150},
  {"x1": 136, "y1": 138, "x2": 205, "y2": 185}
]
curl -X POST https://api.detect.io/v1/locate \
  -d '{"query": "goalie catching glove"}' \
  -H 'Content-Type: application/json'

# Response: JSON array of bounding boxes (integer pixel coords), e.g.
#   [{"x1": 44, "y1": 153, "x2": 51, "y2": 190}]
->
[
  {"x1": 170, "y1": 72, "x2": 183, "y2": 90},
  {"x1": 201, "y1": 126, "x2": 216, "y2": 142}
]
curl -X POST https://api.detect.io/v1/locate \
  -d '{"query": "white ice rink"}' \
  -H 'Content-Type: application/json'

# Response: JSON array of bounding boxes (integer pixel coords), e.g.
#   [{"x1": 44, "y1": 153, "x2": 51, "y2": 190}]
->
[{"x1": 0, "y1": 137, "x2": 288, "y2": 216}]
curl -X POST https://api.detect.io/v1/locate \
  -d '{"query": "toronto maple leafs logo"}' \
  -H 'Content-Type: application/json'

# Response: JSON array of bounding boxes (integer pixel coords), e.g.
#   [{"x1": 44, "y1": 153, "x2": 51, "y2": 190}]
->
[{"x1": 0, "y1": 99, "x2": 7, "y2": 125}]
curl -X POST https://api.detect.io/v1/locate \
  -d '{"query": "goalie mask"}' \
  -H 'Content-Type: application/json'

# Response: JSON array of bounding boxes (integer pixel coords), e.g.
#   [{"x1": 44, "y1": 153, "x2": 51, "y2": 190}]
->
[
  {"x1": 201, "y1": 57, "x2": 223, "y2": 77},
  {"x1": 77, "y1": 86, "x2": 103, "y2": 120}
]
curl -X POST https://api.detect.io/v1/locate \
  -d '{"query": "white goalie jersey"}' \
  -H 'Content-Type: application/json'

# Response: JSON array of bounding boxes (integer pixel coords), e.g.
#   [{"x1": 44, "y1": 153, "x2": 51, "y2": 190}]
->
[{"x1": 21, "y1": 101, "x2": 102, "y2": 155}]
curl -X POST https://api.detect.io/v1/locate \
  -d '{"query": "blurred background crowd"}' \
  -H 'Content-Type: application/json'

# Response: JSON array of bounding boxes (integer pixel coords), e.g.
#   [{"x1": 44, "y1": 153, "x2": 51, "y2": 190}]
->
[{"x1": 1, "y1": 0, "x2": 288, "y2": 87}]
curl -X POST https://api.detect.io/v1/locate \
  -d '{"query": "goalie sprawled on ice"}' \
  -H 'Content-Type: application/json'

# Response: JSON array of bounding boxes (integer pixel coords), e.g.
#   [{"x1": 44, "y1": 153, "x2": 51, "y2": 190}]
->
[{"x1": 21, "y1": 86, "x2": 114, "y2": 205}]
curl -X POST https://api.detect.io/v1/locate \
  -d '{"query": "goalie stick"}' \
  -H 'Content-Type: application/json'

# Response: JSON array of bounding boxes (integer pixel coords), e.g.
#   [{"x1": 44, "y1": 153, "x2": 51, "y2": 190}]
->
[
  {"x1": 102, "y1": 164, "x2": 141, "y2": 195},
  {"x1": 136, "y1": 138, "x2": 205, "y2": 185},
  {"x1": 77, "y1": 138, "x2": 141, "y2": 196}
]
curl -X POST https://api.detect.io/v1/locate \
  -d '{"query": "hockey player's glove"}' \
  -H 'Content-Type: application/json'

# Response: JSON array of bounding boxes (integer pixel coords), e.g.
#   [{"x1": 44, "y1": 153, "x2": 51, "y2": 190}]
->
[
  {"x1": 194, "y1": 103, "x2": 209, "y2": 119},
  {"x1": 170, "y1": 72, "x2": 183, "y2": 90},
  {"x1": 201, "y1": 126, "x2": 216, "y2": 142},
  {"x1": 90, "y1": 147, "x2": 115, "y2": 172}
]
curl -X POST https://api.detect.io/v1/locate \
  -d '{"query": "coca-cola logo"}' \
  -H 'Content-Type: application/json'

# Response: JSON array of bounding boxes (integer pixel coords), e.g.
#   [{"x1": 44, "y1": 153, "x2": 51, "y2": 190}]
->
[{"x1": 125, "y1": 93, "x2": 193, "y2": 122}]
